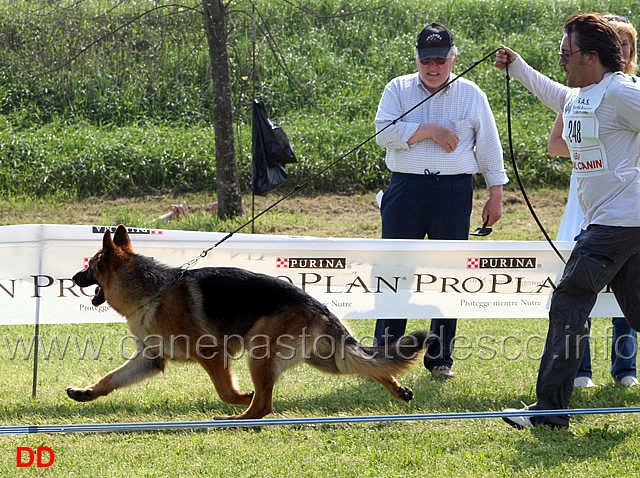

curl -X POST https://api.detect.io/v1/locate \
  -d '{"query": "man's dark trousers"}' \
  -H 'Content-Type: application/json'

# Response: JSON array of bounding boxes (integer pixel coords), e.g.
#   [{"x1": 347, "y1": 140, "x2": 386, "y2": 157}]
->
[
  {"x1": 374, "y1": 171, "x2": 473, "y2": 371},
  {"x1": 532, "y1": 225, "x2": 640, "y2": 428}
]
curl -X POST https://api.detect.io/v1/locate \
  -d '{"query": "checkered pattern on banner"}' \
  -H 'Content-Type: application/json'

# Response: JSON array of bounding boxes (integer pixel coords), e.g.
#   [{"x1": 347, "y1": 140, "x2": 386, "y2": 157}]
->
[
  {"x1": 276, "y1": 258, "x2": 289, "y2": 268},
  {"x1": 150, "y1": 230, "x2": 163, "y2": 235},
  {"x1": 467, "y1": 257, "x2": 480, "y2": 269},
  {"x1": 83, "y1": 258, "x2": 90, "y2": 269}
]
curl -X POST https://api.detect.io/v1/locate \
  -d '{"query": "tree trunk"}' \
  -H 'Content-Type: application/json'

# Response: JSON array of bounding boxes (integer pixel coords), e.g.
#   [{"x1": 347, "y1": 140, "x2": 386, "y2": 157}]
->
[{"x1": 202, "y1": 0, "x2": 243, "y2": 217}]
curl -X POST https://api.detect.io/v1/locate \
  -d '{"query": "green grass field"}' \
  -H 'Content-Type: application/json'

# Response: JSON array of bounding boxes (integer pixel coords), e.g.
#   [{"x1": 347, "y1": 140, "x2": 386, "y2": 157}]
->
[
  {"x1": 1, "y1": 319, "x2": 639, "y2": 476},
  {"x1": 1, "y1": 191, "x2": 639, "y2": 476},
  {"x1": 2, "y1": 0, "x2": 640, "y2": 475}
]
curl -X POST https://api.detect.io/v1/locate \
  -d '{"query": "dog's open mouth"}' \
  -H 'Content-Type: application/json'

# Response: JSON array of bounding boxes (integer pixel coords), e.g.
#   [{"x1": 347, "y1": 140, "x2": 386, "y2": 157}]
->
[{"x1": 91, "y1": 286, "x2": 106, "y2": 306}]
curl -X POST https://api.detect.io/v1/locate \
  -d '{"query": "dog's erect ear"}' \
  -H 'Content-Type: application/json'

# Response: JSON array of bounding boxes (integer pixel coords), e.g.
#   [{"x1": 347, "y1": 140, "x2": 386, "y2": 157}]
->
[
  {"x1": 113, "y1": 225, "x2": 129, "y2": 246},
  {"x1": 112, "y1": 225, "x2": 133, "y2": 250},
  {"x1": 102, "y1": 225, "x2": 132, "y2": 254},
  {"x1": 102, "y1": 229, "x2": 115, "y2": 253}
]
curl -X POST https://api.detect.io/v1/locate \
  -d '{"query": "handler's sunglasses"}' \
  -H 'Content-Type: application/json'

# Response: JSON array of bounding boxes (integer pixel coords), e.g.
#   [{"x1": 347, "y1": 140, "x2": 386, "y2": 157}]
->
[
  {"x1": 558, "y1": 49, "x2": 582, "y2": 63},
  {"x1": 419, "y1": 56, "x2": 448, "y2": 66},
  {"x1": 604, "y1": 15, "x2": 630, "y2": 23}
]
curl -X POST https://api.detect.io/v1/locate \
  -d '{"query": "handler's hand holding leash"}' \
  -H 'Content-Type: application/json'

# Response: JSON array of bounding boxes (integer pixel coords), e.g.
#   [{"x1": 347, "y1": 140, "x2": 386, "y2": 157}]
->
[{"x1": 493, "y1": 44, "x2": 567, "y2": 264}]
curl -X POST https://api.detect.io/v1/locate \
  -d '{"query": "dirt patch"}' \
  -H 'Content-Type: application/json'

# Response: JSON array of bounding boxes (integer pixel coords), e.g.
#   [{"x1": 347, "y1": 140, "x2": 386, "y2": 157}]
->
[{"x1": 1, "y1": 188, "x2": 568, "y2": 241}]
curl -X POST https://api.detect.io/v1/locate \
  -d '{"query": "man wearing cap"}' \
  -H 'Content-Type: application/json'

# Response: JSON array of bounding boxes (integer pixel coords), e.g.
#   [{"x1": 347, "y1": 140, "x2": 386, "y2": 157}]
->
[{"x1": 373, "y1": 22, "x2": 508, "y2": 379}]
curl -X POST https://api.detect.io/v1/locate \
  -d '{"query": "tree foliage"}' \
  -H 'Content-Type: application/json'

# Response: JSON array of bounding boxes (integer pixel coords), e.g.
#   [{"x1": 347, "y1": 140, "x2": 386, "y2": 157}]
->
[{"x1": 1, "y1": 0, "x2": 638, "y2": 198}]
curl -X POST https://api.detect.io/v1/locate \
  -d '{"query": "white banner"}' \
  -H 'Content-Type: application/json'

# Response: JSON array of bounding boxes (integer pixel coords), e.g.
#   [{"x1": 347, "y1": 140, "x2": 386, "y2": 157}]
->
[{"x1": 0, "y1": 224, "x2": 622, "y2": 324}]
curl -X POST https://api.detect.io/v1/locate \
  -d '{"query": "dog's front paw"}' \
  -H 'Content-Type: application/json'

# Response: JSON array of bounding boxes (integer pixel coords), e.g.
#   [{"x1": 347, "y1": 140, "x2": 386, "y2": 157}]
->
[
  {"x1": 66, "y1": 386, "x2": 95, "y2": 402},
  {"x1": 397, "y1": 386, "x2": 414, "y2": 402}
]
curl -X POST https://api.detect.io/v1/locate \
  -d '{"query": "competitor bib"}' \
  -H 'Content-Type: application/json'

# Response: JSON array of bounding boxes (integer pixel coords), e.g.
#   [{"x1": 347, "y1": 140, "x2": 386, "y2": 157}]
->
[{"x1": 562, "y1": 74, "x2": 616, "y2": 177}]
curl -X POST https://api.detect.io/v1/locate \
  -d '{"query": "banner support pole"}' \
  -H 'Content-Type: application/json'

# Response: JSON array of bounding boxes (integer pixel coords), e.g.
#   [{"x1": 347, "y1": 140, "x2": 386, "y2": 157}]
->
[{"x1": 31, "y1": 224, "x2": 45, "y2": 398}]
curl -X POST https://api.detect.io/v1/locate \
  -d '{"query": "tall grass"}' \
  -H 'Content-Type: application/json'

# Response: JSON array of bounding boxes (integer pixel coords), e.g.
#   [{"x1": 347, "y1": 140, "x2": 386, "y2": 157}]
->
[
  {"x1": 1, "y1": 0, "x2": 639, "y2": 197},
  {"x1": 0, "y1": 120, "x2": 217, "y2": 196}
]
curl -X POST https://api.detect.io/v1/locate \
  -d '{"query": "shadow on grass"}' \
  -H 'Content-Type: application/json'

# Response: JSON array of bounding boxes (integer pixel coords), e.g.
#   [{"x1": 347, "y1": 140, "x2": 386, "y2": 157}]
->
[
  {"x1": 1, "y1": 375, "x2": 638, "y2": 435},
  {"x1": 500, "y1": 424, "x2": 632, "y2": 471}
]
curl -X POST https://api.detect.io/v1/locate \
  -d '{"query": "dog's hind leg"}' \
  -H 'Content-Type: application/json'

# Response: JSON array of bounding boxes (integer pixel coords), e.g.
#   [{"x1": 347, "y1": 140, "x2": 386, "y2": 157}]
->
[
  {"x1": 66, "y1": 353, "x2": 166, "y2": 402},
  {"x1": 372, "y1": 375, "x2": 415, "y2": 402},
  {"x1": 226, "y1": 333, "x2": 305, "y2": 419},
  {"x1": 227, "y1": 355, "x2": 279, "y2": 420},
  {"x1": 197, "y1": 356, "x2": 254, "y2": 407}
]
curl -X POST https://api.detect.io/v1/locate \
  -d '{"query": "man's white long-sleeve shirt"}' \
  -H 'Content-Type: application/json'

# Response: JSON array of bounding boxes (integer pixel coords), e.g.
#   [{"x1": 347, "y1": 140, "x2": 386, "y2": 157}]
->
[
  {"x1": 375, "y1": 72, "x2": 508, "y2": 188},
  {"x1": 507, "y1": 56, "x2": 640, "y2": 228}
]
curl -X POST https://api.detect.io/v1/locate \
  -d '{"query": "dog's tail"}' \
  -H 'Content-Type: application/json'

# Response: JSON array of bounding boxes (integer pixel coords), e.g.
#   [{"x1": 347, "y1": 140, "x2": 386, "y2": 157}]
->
[{"x1": 308, "y1": 318, "x2": 436, "y2": 381}]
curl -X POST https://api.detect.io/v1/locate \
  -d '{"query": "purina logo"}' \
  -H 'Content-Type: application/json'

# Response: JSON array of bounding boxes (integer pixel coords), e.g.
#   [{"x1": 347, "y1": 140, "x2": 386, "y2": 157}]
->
[
  {"x1": 276, "y1": 257, "x2": 346, "y2": 269},
  {"x1": 467, "y1": 257, "x2": 537, "y2": 269},
  {"x1": 92, "y1": 226, "x2": 163, "y2": 235}
]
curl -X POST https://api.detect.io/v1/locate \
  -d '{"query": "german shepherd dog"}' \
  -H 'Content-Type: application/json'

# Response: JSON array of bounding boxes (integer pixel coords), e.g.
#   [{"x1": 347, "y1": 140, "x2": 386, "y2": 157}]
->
[{"x1": 68, "y1": 225, "x2": 435, "y2": 419}]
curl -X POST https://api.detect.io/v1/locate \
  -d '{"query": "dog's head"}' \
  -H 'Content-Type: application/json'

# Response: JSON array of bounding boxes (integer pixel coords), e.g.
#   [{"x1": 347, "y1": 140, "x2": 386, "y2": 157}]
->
[{"x1": 73, "y1": 225, "x2": 134, "y2": 306}]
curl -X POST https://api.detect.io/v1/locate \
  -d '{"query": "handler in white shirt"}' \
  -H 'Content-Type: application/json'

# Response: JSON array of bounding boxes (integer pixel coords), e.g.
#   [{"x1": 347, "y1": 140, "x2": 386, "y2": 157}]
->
[
  {"x1": 494, "y1": 13, "x2": 640, "y2": 430},
  {"x1": 551, "y1": 16, "x2": 639, "y2": 390}
]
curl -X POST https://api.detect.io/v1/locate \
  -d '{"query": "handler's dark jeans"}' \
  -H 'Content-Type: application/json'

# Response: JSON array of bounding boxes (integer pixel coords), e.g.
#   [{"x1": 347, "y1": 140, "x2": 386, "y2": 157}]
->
[
  {"x1": 531, "y1": 225, "x2": 640, "y2": 428},
  {"x1": 576, "y1": 317, "x2": 637, "y2": 381},
  {"x1": 373, "y1": 172, "x2": 473, "y2": 370}
]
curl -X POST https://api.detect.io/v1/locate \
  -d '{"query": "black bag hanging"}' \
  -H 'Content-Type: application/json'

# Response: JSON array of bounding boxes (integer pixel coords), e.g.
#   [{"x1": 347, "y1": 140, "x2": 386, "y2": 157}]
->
[{"x1": 250, "y1": 99, "x2": 297, "y2": 195}]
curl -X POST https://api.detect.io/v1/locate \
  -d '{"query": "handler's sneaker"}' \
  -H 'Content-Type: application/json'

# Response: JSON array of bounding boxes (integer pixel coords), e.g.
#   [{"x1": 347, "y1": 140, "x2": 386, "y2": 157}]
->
[
  {"x1": 430, "y1": 365, "x2": 455, "y2": 380},
  {"x1": 574, "y1": 376, "x2": 596, "y2": 389},
  {"x1": 619, "y1": 376, "x2": 639, "y2": 388},
  {"x1": 502, "y1": 405, "x2": 534, "y2": 430}
]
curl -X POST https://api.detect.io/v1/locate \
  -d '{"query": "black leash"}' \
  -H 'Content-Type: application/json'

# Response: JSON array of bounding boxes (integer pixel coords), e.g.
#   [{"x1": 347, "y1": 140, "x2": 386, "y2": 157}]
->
[
  {"x1": 504, "y1": 63, "x2": 566, "y2": 264},
  {"x1": 180, "y1": 47, "x2": 566, "y2": 273},
  {"x1": 177, "y1": 47, "x2": 502, "y2": 275}
]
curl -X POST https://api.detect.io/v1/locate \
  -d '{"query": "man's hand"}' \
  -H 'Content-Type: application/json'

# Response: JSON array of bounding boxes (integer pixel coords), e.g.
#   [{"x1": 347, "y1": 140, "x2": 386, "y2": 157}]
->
[
  {"x1": 482, "y1": 185, "x2": 504, "y2": 226},
  {"x1": 494, "y1": 45, "x2": 519, "y2": 70},
  {"x1": 409, "y1": 124, "x2": 459, "y2": 152}
]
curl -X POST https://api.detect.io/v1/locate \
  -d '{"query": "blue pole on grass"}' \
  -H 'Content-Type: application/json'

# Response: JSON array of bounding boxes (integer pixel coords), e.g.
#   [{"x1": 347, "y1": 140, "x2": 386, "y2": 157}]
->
[{"x1": 1, "y1": 407, "x2": 640, "y2": 435}]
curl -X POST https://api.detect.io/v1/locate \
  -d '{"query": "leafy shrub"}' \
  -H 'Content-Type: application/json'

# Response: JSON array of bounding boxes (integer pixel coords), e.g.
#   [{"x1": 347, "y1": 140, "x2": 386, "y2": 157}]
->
[{"x1": 0, "y1": 0, "x2": 636, "y2": 197}]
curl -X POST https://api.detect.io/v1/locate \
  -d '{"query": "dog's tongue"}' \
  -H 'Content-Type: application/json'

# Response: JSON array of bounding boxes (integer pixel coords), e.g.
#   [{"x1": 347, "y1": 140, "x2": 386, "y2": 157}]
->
[{"x1": 91, "y1": 286, "x2": 106, "y2": 306}]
